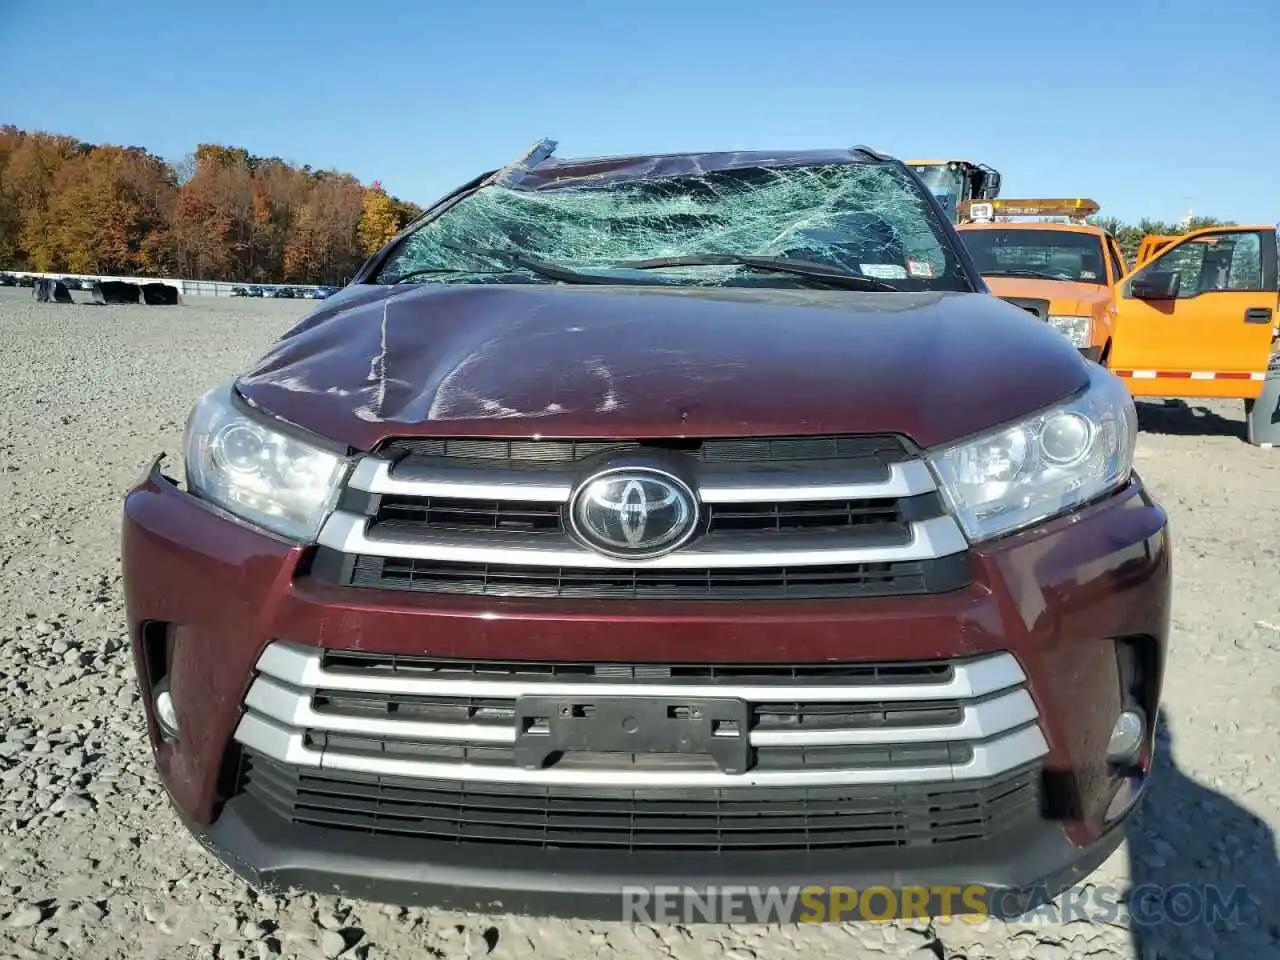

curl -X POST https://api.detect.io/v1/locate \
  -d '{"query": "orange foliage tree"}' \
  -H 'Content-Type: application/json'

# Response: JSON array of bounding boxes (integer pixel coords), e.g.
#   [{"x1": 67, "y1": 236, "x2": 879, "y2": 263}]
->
[
  {"x1": 358, "y1": 180, "x2": 402, "y2": 255},
  {"x1": 0, "y1": 126, "x2": 422, "y2": 284}
]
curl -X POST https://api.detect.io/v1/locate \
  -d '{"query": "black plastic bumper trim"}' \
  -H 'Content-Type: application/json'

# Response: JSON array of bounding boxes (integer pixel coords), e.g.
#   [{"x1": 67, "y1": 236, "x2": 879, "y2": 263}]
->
[{"x1": 180, "y1": 791, "x2": 1134, "y2": 921}]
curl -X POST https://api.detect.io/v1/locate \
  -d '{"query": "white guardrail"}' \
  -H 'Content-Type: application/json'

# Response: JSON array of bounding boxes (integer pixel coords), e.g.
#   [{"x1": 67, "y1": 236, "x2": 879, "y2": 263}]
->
[{"x1": 1, "y1": 272, "x2": 333, "y2": 298}]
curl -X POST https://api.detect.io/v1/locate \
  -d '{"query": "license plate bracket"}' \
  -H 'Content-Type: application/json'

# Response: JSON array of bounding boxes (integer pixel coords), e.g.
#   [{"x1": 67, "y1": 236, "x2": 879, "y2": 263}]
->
[{"x1": 513, "y1": 695, "x2": 750, "y2": 774}]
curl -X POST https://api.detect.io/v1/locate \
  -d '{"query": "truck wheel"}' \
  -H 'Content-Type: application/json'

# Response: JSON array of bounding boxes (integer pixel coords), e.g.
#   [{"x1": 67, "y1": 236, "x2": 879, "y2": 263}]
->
[{"x1": 1244, "y1": 387, "x2": 1280, "y2": 447}]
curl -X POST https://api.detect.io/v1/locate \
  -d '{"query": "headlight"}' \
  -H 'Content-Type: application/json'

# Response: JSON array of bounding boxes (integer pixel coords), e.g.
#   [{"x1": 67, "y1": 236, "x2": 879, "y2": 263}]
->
[
  {"x1": 1047, "y1": 315, "x2": 1091, "y2": 347},
  {"x1": 183, "y1": 381, "x2": 350, "y2": 541},
  {"x1": 926, "y1": 369, "x2": 1137, "y2": 542}
]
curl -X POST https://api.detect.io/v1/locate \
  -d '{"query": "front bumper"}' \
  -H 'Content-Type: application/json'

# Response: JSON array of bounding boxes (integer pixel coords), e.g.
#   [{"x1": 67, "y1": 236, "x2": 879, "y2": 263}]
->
[
  {"x1": 123, "y1": 457, "x2": 1169, "y2": 918},
  {"x1": 187, "y1": 789, "x2": 1131, "y2": 921}
]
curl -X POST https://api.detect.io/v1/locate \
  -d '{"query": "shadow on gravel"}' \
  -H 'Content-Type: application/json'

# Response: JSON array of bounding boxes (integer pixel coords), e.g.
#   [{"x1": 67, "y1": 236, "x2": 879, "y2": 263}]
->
[
  {"x1": 1134, "y1": 399, "x2": 1246, "y2": 440},
  {"x1": 1125, "y1": 710, "x2": 1278, "y2": 957}
]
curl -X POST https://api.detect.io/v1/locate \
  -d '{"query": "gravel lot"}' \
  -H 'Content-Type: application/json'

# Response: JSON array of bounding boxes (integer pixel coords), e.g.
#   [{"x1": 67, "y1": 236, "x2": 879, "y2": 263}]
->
[{"x1": 0, "y1": 288, "x2": 1276, "y2": 960}]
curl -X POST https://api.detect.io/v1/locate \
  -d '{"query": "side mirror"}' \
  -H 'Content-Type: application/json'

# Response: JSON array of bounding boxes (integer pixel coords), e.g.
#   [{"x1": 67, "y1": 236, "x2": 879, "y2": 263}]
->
[{"x1": 1130, "y1": 271, "x2": 1181, "y2": 300}]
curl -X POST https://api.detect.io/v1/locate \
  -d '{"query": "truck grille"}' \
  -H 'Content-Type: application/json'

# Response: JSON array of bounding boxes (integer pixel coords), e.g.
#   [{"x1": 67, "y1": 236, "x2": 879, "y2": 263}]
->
[
  {"x1": 999, "y1": 297, "x2": 1051, "y2": 319},
  {"x1": 233, "y1": 642, "x2": 1049, "y2": 792},
  {"x1": 310, "y1": 433, "x2": 971, "y2": 601}
]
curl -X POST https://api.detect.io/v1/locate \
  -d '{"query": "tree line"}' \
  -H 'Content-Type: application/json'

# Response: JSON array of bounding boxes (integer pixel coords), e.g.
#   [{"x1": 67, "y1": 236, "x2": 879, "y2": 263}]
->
[
  {"x1": 0, "y1": 127, "x2": 425, "y2": 285},
  {"x1": 0, "y1": 126, "x2": 1235, "y2": 283},
  {"x1": 1089, "y1": 215, "x2": 1232, "y2": 268}
]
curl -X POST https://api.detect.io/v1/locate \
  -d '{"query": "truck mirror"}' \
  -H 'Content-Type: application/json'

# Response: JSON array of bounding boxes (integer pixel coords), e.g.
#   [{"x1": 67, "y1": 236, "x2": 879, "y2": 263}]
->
[{"x1": 1130, "y1": 271, "x2": 1180, "y2": 300}]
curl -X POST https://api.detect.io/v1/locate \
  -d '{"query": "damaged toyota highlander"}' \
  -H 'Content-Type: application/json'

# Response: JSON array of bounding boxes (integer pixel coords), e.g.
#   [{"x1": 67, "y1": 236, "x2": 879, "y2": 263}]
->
[{"x1": 122, "y1": 142, "x2": 1169, "y2": 921}]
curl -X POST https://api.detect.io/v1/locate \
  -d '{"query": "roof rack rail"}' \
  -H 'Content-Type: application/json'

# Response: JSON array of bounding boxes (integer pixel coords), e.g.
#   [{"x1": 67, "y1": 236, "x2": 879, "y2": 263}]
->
[
  {"x1": 490, "y1": 138, "x2": 558, "y2": 188},
  {"x1": 850, "y1": 144, "x2": 894, "y2": 162}
]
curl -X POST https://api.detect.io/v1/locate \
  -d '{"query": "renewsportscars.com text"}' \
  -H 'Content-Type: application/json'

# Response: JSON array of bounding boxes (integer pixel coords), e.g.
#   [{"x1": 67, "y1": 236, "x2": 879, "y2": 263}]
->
[{"x1": 620, "y1": 883, "x2": 1255, "y2": 925}]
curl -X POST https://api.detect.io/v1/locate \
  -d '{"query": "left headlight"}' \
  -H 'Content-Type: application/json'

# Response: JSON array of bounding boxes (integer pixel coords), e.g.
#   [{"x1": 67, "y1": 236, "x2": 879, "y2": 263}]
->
[
  {"x1": 183, "y1": 381, "x2": 351, "y2": 541},
  {"x1": 1047, "y1": 315, "x2": 1091, "y2": 347},
  {"x1": 926, "y1": 368, "x2": 1137, "y2": 542}
]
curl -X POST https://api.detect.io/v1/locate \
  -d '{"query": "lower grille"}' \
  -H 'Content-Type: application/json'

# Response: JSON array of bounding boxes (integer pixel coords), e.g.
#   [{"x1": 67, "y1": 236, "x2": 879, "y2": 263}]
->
[
  {"x1": 999, "y1": 297, "x2": 1051, "y2": 319},
  {"x1": 237, "y1": 750, "x2": 1042, "y2": 852},
  {"x1": 339, "y1": 551, "x2": 972, "y2": 600}
]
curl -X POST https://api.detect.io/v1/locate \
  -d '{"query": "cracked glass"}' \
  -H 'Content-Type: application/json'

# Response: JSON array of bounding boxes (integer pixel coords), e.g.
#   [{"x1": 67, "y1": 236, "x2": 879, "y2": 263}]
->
[{"x1": 375, "y1": 163, "x2": 970, "y2": 291}]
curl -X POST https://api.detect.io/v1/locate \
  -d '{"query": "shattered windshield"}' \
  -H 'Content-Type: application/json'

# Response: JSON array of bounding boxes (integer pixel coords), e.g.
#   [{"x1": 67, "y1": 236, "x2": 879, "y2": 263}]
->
[{"x1": 375, "y1": 163, "x2": 970, "y2": 291}]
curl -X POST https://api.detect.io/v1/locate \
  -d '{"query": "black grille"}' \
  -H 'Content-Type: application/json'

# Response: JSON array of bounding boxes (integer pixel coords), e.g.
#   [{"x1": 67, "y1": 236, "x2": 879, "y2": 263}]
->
[
  {"x1": 381, "y1": 434, "x2": 914, "y2": 466},
  {"x1": 237, "y1": 750, "x2": 1042, "y2": 852},
  {"x1": 999, "y1": 297, "x2": 1051, "y2": 319},
  {"x1": 376, "y1": 496, "x2": 564, "y2": 532},
  {"x1": 298, "y1": 729, "x2": 973, "y2": 772},
  {"x1": 332, "y1": 551, "x2": 971, "y2": 601},
  {"x1": 312, "y1": 688, "x2": 965, "y2": 732},
  {"x1": 370, "y1": 493, "x2": 933, "y2": 536},
  {"x1": 319, "y1": 648, "x2": 958, "y2": 684}
]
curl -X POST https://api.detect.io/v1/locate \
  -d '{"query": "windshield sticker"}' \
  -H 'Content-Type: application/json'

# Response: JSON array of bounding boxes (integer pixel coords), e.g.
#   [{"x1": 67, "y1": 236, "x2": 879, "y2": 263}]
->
[
  {"x1": 907, "y1": 258, "x2": 935, "y2": 278},
  {"x1": 860, "y1": 263, "x2": 909, "y2": 279},
  {"x1": 1079, "y1": 269, "x2": 1098, "y2": 280}
]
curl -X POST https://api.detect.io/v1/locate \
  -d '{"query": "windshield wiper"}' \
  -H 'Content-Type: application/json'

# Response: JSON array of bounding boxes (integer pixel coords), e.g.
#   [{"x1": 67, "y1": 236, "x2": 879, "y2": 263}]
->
[
  {"x1": 441, "y1": 243, "x2": 649, "y2": 286},
  {"x1": 385, "y1": 266, "x2": 509, "y2": 284},
  {"x1": 386, "y1": 245, "x2": 639, "y2": 286},
  {"x1": 614, "y1": 254, "x2": 903, "y2": 291},
  {"x1": 981, "y1": 267, "x2": 1073, "y2": 281}
]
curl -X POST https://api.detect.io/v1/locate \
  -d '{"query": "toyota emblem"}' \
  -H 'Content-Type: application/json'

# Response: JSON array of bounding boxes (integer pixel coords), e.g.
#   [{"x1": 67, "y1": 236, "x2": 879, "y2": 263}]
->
[{"x1": 568, "y1": 466, "x2": 699, "y2": 560}]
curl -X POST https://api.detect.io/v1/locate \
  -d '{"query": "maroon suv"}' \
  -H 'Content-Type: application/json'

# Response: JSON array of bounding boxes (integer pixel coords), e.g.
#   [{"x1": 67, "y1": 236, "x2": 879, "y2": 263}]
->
[{"x1": 122, "y1": 143, "x2": 1169, "y2": 921}]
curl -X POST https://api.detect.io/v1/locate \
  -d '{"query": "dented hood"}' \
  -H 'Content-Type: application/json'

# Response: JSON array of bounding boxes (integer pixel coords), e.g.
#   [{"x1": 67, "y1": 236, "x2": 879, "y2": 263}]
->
[{"x1": 234, "y1": 283, "x2": 1091, "y2": 452}]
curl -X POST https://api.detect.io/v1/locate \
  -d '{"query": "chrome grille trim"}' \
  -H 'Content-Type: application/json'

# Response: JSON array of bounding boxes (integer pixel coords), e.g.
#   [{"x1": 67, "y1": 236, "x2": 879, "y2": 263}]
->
[
  {"x1": 348, "y1": 455, "x2": 940, "y2": 504},
  {"x1": 348, "y1": 457, "x2": 572, "y2": 502},
  {"x1": 233, "y1": 643, "x2": 1048, "y2": 787},
  {"x1": 751, "y1": 690, "x2": 1038, "y2": 746},
  {"x1": 316, "y1": 510, "x2": 969, "y2": 569},
  {"x1": 234, "y1": 712, "x2": 1049, "y2": 788},
  {"x1": 243, "y1": 676, "x2": 514, "y2": 744},
  {"x1": 254, "y1": 641, "x2": 1026, "y2": 702},
  {"x1": 243, "y1": 674, "x2": 1039, "y2": 748},
  {"x1": 700, "y1": 460, "x2": 937, "y2": 503}
]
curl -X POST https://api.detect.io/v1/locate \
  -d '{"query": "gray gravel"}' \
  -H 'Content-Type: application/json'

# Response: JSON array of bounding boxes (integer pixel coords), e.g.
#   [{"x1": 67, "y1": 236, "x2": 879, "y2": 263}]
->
[{"x1": 0, "y1": 287, "x2": 1276, "y2": 959}]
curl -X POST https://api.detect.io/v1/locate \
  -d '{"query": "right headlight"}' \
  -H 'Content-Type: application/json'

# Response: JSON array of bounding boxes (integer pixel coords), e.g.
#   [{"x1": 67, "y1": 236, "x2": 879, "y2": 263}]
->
[
  {"x1": 926, "y1": 368, "x2": 1137, "y2": 542},
  {"x1": 183, "y1": 381, "x2": 351, "y2": 541},
  {"x1": 1047, "y1": 315, "x2": 1091, "y2": 347}
]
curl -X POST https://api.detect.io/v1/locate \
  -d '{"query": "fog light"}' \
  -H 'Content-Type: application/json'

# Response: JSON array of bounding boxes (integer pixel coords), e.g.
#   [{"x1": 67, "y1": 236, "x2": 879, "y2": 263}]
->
[
  {"x1": 154, "y1": 680, "x2": 179, "y2": 740},
  {"x1": 1107, "y1": 708, "x2": 1145, "y2": 764}
]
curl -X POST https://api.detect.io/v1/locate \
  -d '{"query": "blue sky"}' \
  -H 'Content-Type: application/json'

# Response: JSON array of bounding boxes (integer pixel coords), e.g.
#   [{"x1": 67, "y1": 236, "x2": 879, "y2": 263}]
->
[{"x1": 2, "y1": 0, "x2": 1276, "y2": 225}]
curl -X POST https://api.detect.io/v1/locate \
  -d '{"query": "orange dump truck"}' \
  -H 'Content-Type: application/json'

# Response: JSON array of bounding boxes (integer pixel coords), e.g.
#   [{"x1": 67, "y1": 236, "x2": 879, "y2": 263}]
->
[{"x1": 958, "y1": 200, "x2": 1278, "y2": 405}]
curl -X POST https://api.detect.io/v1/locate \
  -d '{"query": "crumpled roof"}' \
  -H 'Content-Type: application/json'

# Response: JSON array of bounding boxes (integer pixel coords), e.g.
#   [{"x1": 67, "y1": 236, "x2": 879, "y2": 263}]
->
[{"x1": 508, "y1": 147, "x2": 885, "y2": 192}]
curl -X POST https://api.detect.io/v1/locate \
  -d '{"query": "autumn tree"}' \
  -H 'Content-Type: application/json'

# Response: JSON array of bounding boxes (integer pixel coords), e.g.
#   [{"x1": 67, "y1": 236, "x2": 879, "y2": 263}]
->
[
  {"x1": 40, "y1": 145, "x2": 176, "y2": 274},
  {"x1": 358, "y1": 181, "x2": 400, "y2": 254}
]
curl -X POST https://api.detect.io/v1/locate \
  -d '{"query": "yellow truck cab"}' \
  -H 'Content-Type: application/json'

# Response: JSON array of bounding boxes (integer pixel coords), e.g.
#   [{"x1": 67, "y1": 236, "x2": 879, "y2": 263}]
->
[
  {"x1": 906, "y1": 160, "x2": 1001, "y2": 223},
  {"x1": 1134, "y1": 234, "x2": 1180, "y2": 267},
  {"x1": 1109, "y1": 225, "x2": 1278, "y2": 401},
  {"x1": 959, "y1": 203, "x2": 1279, "y2": 409},
  {"x1": 956, "y1": 199, "x2": 1121, "y2": 362}
]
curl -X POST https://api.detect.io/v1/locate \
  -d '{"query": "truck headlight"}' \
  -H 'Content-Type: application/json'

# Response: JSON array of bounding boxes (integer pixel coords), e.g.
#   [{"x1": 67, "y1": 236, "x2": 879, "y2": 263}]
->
[
  {"x1": 1047, "y1": 315, "x2": 1091, "y2": 347},
  {"x1": 183, "y1": 381, "x2": 351, "y2": 541},
  {"x1": 926, "y1": 368, "x2": 1137, "y2": 542}
]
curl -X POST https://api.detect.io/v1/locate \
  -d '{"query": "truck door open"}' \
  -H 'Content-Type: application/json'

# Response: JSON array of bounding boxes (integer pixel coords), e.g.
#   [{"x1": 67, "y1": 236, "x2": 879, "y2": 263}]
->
[{"x1": 1108, "y1": 227, "x2": 1278, "y2": 399}]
